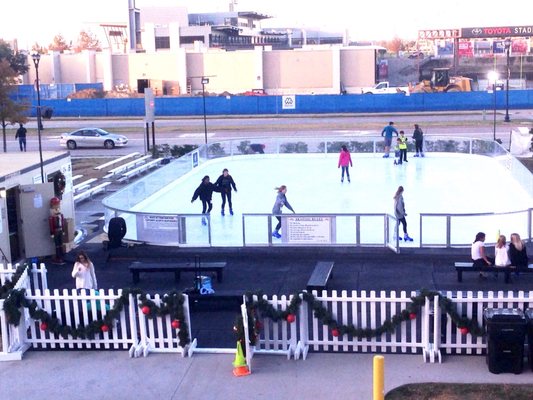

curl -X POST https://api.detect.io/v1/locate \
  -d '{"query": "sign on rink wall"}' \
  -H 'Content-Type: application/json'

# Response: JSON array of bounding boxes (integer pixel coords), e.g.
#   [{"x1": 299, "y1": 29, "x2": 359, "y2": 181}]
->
[
  {"x1": 282, "y1": 95, "x2": 296, "y2": 110},
  {"x1": 136, "y1": 214, "x2": 186, "y2": 244},
  {"x1": 282, "y1": 216, "x2": 335, "y2": 244}
]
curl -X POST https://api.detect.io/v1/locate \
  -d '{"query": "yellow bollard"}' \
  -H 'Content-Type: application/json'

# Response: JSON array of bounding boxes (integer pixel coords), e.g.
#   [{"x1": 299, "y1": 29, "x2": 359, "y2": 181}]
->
[{"x1": 373, "y1": 355, "x2": 385, "y2": 400}]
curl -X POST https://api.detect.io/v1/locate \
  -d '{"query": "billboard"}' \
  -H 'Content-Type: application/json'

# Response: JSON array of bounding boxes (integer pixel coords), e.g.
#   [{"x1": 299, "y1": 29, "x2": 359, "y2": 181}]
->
[{"x1": 461, "y1": 25, "x2": 533, "y2": 38}]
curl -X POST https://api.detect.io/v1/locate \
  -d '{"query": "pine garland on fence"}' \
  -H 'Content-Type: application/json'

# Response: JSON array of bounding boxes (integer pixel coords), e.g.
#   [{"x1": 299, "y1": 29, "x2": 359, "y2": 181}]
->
[
  {"x1": 0, "y1": 264, "x2": 29, "y2": 299},
  {"x1": 3, "y1": 288, "x2": 190, "y2": 347},
  {"x1": 236, "y1": 289, "x2": 485, "y2": 342}
]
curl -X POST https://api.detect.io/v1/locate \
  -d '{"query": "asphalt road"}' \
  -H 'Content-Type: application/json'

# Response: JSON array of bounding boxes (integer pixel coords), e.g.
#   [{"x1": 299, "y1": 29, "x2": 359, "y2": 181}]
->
[{"x1": 2, "y1": 111, "x2": 532, "y2": 156}]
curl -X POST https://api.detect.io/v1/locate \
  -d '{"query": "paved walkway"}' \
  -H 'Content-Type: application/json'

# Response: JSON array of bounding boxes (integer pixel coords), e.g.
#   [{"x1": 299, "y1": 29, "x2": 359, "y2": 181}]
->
[{"x1": 1, "y1": 350, "x2": 533, "y2": 399}]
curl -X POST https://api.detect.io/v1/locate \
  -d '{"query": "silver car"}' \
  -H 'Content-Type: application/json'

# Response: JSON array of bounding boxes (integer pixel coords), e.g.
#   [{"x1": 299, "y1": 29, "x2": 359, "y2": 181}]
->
[{"x1": 59, "y1": 128, "x2": 128, "y2": 149}]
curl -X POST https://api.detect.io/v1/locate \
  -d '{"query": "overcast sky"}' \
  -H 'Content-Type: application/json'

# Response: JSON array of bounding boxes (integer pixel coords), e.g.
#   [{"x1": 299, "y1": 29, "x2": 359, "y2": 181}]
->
[{"x1": 1, "y1": 0, "x2": 531, "y2": 48}]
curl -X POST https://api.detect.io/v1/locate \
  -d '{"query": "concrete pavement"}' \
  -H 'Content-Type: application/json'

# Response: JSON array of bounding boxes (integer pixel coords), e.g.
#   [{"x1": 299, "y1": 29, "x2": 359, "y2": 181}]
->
[{"x1": 2, "y1": 350, "x2": 533, "y2": 399}]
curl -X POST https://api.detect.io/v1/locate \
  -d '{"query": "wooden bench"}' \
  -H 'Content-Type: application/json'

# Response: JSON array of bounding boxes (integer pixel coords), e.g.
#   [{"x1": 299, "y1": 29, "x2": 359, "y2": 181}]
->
[
  {"x1": 455, "y1": 262, "x2": 533, "y2": 284},
  {"x1": 306, "y1": 261, "x2": 334, "y2": 291},
  {"x1": 128, "y1": 261, "x2": 226, "y2": 284}
]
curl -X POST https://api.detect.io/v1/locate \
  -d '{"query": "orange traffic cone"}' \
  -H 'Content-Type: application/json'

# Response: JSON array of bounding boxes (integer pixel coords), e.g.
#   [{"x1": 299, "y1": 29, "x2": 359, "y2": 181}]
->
[{"x1": 232, "y1": 341, "x2": 251, "y2": 377}]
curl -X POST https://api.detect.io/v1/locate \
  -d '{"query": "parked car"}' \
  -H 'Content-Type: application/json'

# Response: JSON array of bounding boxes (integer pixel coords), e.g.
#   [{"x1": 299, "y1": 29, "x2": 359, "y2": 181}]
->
[{"x1": 59, "y1": 128, "x2": 128, "y2": 149}]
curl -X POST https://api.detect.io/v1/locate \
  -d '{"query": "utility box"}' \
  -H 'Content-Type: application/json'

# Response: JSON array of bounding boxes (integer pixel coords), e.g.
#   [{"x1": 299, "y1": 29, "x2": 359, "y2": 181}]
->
[{"x1": 484, "y1": 308, "x2": 527, "y2": 374}]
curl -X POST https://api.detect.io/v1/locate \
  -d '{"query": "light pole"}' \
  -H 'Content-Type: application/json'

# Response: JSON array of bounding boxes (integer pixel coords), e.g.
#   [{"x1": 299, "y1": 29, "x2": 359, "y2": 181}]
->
[
  {"x1": 201, "y1": 77, "x2": 209, "y2": 145},
  {"x1": 504, "y1": 38, "x2": 511, "y2": 122},
  {"x1": 31, "y1": 53, "x2": 45, "y2": 183},
  {"x1": 487, "y1": 71, "x2": 499, "y2": 142}
]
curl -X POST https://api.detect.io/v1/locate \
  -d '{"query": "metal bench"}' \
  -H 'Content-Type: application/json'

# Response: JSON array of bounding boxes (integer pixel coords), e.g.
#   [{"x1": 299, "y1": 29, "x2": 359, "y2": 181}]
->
[
  {"x1": 103, "y1": 155, "x2": 153, "y2": 179},
  {"x1": 73, "y1": 178, "x2": 97, "y2": 193},
  {"x1": 454, "y1": 262, "x2": 533, "y2": 283},
  {"x1": 306, "y1": 261, "x2": 334, "y2": 291},
  {"x1": 119, "y1": 158, "x2": 162, "y2": 183},
  {"x1": 73, "y1": 182, "x2": 112, "y2": 204},
  {"x1": 94, "y1": 152, "x2": 141, "y2": 170},
  {"x1": 128, "y1": 261, "x2": 226, "y2": 284}
]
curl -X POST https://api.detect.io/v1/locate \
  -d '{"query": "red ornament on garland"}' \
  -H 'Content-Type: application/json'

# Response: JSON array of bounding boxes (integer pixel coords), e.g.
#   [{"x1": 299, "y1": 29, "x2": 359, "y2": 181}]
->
[
  {"x1": 171, "y1": 319, "x2": 181, "y2": 329},
  {"x1": 255, "y1": 320, "x2": 263, "y2": 330},
  {"x1": 286, "y1": 314, "x2": 296, "y2": 323},
  {"x1": 101, "y1": 324, "x2": 109, "y2": 332},
  {"x1": 409, "y1": 313, "x2": 417, "y2": 320},
  {"x1": 459, "y1": 327, "x2": 469, "y2": 335},
  {"x1": 141, "y1": 305, "x2": 151, "y2": 315},
  {"x1": 40, "y1": 322, "x2": 48, "y2": 331},
  {"x1": 331, "y1": 328, "x2": 340, "y2": 337}
]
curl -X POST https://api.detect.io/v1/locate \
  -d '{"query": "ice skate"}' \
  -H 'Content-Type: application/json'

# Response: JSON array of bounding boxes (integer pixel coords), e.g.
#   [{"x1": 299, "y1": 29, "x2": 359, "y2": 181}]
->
[
  {"x1": 404, "y1": 234, "x2": 413, "y2": 242},
  {"x1": 230, "y1": 209, "x2": 234, "y2": 216},
  {"x1": 221, "y1": 209, "x2": 225, "y2": 216},
  {"x1": 201, "y1": 217, "x2": 207, "y2": 226},
  {"x1": 272, "y1": 231, "x2": 281, "y2": 239}
]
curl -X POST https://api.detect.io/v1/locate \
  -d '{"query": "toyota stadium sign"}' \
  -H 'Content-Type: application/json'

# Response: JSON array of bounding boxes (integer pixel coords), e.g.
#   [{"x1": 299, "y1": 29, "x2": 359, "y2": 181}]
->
[{"x1": 462, "y1": 25, "x2": 533, "y2": 38}]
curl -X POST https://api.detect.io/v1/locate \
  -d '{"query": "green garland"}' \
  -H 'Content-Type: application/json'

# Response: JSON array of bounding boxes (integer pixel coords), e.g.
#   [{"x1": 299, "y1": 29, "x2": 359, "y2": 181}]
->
[
  {"x1": 240, "y1": 289, "x2": 485, "y2": 340},
  {"x1": 3, "y1": 288, "x2": 190, "y2": 347},
  {"x1": 0, "y1": 264, "x2": 29, "y2": 299}
]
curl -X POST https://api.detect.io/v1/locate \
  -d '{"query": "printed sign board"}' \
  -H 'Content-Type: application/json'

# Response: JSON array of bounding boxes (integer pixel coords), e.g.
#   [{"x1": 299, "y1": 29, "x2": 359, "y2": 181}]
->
[
  {"x1": 282, "y1": 95, "x2": 296, "y2": 110},
  {"x1": 281, "y1": 216, "x2": 335, "y2": 244}
]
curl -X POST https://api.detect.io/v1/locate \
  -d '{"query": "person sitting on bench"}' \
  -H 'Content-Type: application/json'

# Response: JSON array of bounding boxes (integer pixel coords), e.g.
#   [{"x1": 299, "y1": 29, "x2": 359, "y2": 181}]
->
[
  {"x1": 471, "y1": 232, "x2": 493, "y2": 279},
  {"x1": 509, "y1": 233, "x2": 528, "y2": 275}
]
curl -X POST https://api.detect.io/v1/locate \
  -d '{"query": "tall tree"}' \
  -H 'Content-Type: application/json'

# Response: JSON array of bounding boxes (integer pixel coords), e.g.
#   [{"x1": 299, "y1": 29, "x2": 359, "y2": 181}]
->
[
  {"x1": 0, "y1": 60, "x2": 29, "y2": 152},
  {"x1": 49, "y1": 34, "x2": 71, "y2": 53},
  {"x1": 0, "y1": 40, "x2": 28, "y2": 75},
  {"x1": 75, "y1": 30, "x2": 101, "y2": 52}
]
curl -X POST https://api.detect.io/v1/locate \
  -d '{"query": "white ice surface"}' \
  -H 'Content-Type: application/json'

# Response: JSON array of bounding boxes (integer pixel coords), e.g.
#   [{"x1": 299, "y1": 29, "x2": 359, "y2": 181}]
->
[{"x1": 128, "y1": 153, "x2": 533, "y2": 247}]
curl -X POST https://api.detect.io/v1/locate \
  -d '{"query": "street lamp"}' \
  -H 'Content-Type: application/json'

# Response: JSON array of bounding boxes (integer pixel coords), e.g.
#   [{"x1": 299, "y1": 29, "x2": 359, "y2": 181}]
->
[
  {"x1": 504, "y1": 38, "x2": 512, "y2": 122},
  {"x1": 487, "y1": 71, "x2": 499, "y2": 143},
  {"x1": 31, "y1": 53, "x2": 45, "y2": 183},
  {"x1": 201, "y1": 77, "x2": 209, "y2": 145}
]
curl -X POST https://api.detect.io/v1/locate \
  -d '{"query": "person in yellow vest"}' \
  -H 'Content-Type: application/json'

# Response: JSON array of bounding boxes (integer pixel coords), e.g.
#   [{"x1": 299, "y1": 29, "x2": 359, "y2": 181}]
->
[{"x1": 398, "y1": 130, "x2": 408, "y2": 164}]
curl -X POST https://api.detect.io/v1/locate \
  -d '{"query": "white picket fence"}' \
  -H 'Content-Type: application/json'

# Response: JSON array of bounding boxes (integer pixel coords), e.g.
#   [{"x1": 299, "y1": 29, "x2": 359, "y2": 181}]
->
[{"x1": 0, "y1": 263, "x2": 48, "y2": 292}]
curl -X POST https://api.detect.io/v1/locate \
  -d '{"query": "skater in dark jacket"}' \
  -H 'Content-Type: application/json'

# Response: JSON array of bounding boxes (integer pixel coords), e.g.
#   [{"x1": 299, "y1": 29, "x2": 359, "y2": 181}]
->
[
  {"x1": 215, "y1": 168, "x2": 237, "y2": 216},
  {"x1": 191, "y1": 176, "x2": 221, "y2": 224}
]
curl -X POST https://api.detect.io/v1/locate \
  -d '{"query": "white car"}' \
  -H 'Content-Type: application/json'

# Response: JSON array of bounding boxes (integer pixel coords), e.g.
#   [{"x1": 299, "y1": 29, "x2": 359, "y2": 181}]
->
[{"x1": 60, "y1": 128, "x2": 128, "y2": 149}]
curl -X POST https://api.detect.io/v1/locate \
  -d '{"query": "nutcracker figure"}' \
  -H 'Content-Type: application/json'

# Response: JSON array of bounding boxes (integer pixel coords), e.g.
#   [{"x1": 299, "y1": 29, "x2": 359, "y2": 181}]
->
[{"x1": 48, "y1": 197, "x2": 65, "y2": 263}]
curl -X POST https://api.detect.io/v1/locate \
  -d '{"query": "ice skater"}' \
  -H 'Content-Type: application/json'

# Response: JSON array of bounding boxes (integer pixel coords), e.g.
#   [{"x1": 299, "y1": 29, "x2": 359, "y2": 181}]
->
[
  {"x1": 272, "y1": 185, "x2": 295, "y2": 239},
  {"x1": 338, "y1": 145, "x2": 353, "y2": 183},
  {"x1": 398, "y1": 130, "x2": 408, "y2": 163},
  {"x1": 393, "y1": 186, "x2": 413, "y2": 241},
  {"x1": 393, "y1": 138, "x2": 402, "y2": 165},
  {"x1": 381, "y1": 121, "x2": 398, "y2": 158},
  {"x1": 412, "y1": 124, "x2": 424, "y2": 157},
  {"x1": 215, "y1": 168, "x2": 237, "y2": 216},
  {"x1": 191, "y1": 176, "x2": 221, "y2": 225}
]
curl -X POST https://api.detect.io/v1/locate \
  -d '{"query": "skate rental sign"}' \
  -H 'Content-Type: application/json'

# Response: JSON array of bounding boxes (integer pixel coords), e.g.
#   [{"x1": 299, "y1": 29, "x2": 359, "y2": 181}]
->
[{"x1": 281, "y1": 216, "x2": 335, "y2": 244}]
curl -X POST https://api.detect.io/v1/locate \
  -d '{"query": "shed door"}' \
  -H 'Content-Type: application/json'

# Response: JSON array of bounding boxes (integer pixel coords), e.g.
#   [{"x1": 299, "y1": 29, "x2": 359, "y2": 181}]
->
[{"x1": 18, "y1": 183, "x2": 56, "y2": 259}]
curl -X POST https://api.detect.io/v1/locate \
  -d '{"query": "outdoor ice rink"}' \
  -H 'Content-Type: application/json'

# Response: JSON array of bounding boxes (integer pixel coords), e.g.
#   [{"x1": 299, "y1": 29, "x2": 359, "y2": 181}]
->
[{"x1": 124, "y1": 152, "x2": 533, "y2": 247}]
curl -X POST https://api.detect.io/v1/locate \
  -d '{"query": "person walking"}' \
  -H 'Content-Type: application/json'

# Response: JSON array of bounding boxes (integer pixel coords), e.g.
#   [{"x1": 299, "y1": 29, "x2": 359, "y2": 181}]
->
[
  {"x1": 71, "y1": 251, "x2": 98, "y2": 291},
  {"x1": 509, "y1": 233, "x2": 528, "y2": 275},
  {"x1": 412, "y1": 124, "x2": 424, "y2": 157},
  {"x1": 15, "y1": 123, "x2": 27, "y2": 152},
  {"x1": 471, "y1": 232, "x2": 493, "y2": 279},
  {"x1": 381, "y1": 121, "x2": 398, "y2": 158},
  {"x1": 215, "y1": 168, "x2": 237, "y2": 216},
  {"x1": 191, "y1": 176, "x2": 221, "y2": 225},
  {"x1": 393, "y1": 186, "x2": 413, "y2": 241},
  {"x1": 337, "y1": 145, "x2": 353, "y2": 183},
  {"x1": 272, "y1": 185, "x2": 295, "y2": 239}
]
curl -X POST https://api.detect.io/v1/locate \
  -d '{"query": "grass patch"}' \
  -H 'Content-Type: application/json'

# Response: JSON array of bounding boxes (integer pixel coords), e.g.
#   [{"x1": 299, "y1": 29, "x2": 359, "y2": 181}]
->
[{"x1": 386, "y1": 383, "x2": 533, "y2": 400}]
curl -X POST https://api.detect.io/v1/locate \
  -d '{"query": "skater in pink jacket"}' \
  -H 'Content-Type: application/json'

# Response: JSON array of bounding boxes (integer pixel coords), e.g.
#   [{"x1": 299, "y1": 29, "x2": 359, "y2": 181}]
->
[{"x1": 338, "y1": 145, "x2": 353, "y2": 183}]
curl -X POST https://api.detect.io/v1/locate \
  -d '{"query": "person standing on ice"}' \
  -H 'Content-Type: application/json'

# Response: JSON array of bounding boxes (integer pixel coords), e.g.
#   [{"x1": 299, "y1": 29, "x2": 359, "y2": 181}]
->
[
  {"x1": 215, "y1": 168, "x2": 238, "y2": 216},
  {"x1": 338, "y1": 145, "x2": 353, "y2": 183},
  {"x1": 271, "y1": 185, "x2": 295, "y2": 239},
  {"x1": 381, "y1": 121, "x2": 398, "y2": 158},
  {"x1": 393, "y1": 186, "x2": 413, "y2": 241}
]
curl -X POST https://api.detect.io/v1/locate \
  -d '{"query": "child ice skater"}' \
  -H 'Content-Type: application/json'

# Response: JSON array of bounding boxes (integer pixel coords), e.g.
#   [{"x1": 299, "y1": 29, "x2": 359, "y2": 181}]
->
[
  {"x1": 215, "y1": 168, "x2": 237, "y2": 216},
  {"x1": 393, "y1": 138, "x2": 402, "y2": 165},
  {"x1": 338, "y1": 145, "x2": 353, "y2": 183},
  {"x1": 272, "y1": 185, "x2": 295, "y2": 239},
  {"x1": 191, "y1": 176, "x2": 221, "y2": 225}
]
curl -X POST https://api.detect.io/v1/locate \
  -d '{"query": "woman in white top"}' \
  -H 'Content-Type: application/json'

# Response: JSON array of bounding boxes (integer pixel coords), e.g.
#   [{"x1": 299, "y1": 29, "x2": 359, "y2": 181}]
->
[
  {"x1": 71, "y1": 251, "x2": 98, "y2": 290},
  {"x1": 494, "y1": 235, "x2": 511, "y2": 267},
  {"x1": 471, "y1": 232, "x2": 493, "y2": 278}
]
